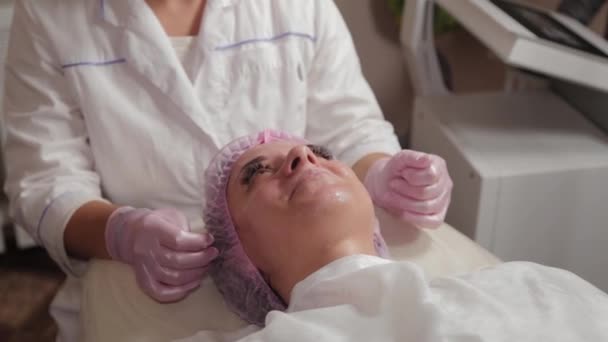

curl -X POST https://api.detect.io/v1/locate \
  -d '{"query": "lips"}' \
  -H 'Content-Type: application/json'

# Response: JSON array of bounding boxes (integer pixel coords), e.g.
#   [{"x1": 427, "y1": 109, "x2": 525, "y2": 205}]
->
[{"x1": 288, "y1": 167, "x2": 329, "y2": 200}]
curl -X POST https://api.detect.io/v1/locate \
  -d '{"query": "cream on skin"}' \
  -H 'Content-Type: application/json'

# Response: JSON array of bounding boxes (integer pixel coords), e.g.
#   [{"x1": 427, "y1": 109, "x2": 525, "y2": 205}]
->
[{"x1": 226, "y1": 141, "x2": 379, "y2": 302}]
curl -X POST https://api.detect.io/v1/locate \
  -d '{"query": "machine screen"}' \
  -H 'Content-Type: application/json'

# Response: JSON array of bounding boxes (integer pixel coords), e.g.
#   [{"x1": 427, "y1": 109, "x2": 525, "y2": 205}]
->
[{"x1": 490, "y1": 0, "x2": 608, "y2": 58}]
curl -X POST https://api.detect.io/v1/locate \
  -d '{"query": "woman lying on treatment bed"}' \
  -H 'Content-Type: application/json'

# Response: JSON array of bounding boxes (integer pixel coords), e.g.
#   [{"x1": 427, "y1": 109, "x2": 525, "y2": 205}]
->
[{"x1": 180, "y1": 130, "x2": 608, "y2": 342}]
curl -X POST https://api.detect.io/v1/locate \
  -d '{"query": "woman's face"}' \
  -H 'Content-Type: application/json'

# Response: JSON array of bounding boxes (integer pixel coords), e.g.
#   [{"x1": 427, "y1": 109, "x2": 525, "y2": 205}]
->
[{"x1": 226, "y1": 141, "x2": 375, "y2": 275}]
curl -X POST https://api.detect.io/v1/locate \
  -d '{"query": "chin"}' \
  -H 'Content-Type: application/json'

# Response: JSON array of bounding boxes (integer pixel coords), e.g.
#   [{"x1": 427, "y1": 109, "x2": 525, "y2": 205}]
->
[{"x1": 294, "y1": 186, "x2": 357, "y2": 215}]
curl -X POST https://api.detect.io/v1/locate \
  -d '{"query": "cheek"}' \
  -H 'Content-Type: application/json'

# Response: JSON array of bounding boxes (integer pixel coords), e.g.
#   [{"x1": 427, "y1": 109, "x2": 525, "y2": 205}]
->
[
  {"x1": 327, "y1": 162, "x2": 374, "y2": 205},
  {"x1": 244, "y1": 181, "x2": 284, "y2": 214},
  {"x1": 326, "y1": 161, "x2": 356, "y2": 178},
  {"x1": 231, "y1": 179, "x2": 282, "y2": 220},
  {"x1": 236, "y1": 211, "x2": 288, "y2": 272},
  {"x1": 232, "y1": 181, "x2": 288, "y2": 262}
]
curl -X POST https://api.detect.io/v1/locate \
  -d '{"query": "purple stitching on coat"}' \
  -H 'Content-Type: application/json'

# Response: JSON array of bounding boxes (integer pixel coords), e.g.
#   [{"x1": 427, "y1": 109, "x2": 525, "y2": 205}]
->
[
  {"x1": 61, "y1": 58, "x2": 126, "y2": 69},
  {"x1": 100, "y1": 0, "x2": 105, "y2": 19},
  {"x1": 35, "y1": 191, "x2": 75, "y2": 245},
  {"x1": 214, "y1": 32, "x2": 317, "y2": 51}
]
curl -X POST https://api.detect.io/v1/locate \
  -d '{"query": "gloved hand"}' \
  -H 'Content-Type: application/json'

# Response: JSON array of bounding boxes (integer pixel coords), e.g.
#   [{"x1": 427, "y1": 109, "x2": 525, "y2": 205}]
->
[
  {"x1": 364, "y1": 150, "x2": 453, "y2": 229},
  {"x1": 105, "y1": 206, "x2": 218, "y2": 302}
]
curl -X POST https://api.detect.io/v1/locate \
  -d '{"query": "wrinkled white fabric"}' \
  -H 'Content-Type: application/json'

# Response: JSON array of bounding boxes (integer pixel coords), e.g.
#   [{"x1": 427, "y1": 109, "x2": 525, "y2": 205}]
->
[{"x1": 176, "y1": 255, "x2": 608, "y2": 342}]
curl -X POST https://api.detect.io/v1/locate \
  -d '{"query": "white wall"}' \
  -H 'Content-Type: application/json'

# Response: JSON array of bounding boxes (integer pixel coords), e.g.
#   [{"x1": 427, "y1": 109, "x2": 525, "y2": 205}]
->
[{"x1": 334, "y1": 0, "x2": 412, "y2": 142}]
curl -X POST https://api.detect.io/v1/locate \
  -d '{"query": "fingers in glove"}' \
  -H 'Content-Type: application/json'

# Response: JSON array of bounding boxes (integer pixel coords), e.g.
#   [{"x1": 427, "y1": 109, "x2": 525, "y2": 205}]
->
[
  {"x1": 398, "y1": 207, "x2": 448, "y2": 229},
  {"x1": 148, "y1": 260, "x2": 208, "y2": 286},
  {"x1": 156, "y1": 246, "x2": 219, "y2": 270},
  {"x1": 159, "y1": 228, "x2": 215, "y2": 252},
  {"x1": 154, "y1": 208, "x2": 190, "y2": 230},
  {"x1": 400, "y1": 160, "x2": 447, "y2": 186},
  {"x1": 135, "y1": 263, "x2": 201, "y2": 303},
  {"x1": 386, "y1": 150, "x2": 432, "y2": 174},
  {"x1": 382, "y1": 187, "x2": 450, "y2": 215},
  {"x1": 399, "y1": 188, "x2": 451, "y2": 229},
  {"x1": 389, "y1": 173, "x2": 450, "y2": 200}
]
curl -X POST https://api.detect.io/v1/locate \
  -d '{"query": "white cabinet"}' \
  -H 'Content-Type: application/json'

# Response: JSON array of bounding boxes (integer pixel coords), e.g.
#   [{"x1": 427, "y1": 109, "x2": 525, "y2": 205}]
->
[{"x1": 411, "y1": 90, "x2": 608, "y2": 291}]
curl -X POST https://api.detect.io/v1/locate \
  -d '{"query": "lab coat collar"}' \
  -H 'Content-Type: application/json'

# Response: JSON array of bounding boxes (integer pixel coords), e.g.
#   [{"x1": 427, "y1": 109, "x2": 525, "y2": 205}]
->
[
  {"x1": 96, "y1": 0, "x2": 222, "y2": 148},
  {"x1": 97, "y1": 0, "x2": 132, "y2": 28},
  {"x1": 98, "y1": 0, "x2": 239, "y2": 27}
]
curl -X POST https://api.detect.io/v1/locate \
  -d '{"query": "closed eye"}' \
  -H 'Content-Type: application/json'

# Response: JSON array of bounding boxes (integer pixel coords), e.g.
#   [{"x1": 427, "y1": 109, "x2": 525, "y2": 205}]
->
[
  {"x1": 307, "y1": 144, "x2": 333, "y2": 160},
  {"x1": 241, "y1": 161, "x2": 273, "y2": 186}
]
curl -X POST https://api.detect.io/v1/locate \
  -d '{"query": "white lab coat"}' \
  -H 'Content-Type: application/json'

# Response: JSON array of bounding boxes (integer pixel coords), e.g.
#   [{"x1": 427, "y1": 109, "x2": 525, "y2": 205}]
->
[
  {"x1": 1, "y1": 0, "x2": 400, "y2": 340},
  {"x1": 177, "y1": 256, "x2": 608, "y2": 342}
]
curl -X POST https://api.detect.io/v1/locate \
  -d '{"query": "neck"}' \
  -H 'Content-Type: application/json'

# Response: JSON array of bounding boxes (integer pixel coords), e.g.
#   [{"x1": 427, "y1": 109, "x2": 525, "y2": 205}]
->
[
  {"x1": 269, "y1": 218, "x2": 378, "y2": 303},
  {"x1": 145, "y1": 0, "x2": 206, "y2": 36}
]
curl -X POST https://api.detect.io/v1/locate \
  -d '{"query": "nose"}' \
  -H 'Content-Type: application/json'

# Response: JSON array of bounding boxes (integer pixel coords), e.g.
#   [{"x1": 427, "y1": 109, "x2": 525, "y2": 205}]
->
[{"x1": 281, "y1": 145, "x2": 319, "y2": 176}]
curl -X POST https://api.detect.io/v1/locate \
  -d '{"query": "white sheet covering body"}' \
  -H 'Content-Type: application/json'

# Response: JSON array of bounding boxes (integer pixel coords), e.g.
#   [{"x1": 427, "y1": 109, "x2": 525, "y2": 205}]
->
[
  {"x1": 177, "y1": 255, "x2": 608, "y2": 342},
  {"x1": 82, "y1": 219, "x2": 502, "y2": 342}
]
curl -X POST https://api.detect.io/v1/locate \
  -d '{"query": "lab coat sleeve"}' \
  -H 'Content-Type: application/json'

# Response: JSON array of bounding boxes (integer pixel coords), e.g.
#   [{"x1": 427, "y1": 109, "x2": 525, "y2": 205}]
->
[
  {"x1": 1, "y1": 1, "x2": 105, "y2": 276},
  {"x1": 305, "y1": 0, "x2": 402, "y2": 167}
]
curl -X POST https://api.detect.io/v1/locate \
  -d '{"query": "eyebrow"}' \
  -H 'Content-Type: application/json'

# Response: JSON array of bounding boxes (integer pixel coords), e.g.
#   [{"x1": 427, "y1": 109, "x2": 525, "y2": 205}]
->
[{"x1": 238, "y1": 156, "x2": 267, "y2": 180}]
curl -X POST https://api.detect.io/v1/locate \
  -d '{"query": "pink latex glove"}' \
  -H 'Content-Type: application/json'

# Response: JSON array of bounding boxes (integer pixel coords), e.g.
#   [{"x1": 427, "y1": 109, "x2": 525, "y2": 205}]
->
[
  {"x1": 364, "y1": 150, "x2": 453, "y2": 229},
  {"x1": 105, "y1": 207, "x2": 218, "y2": 302}
]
